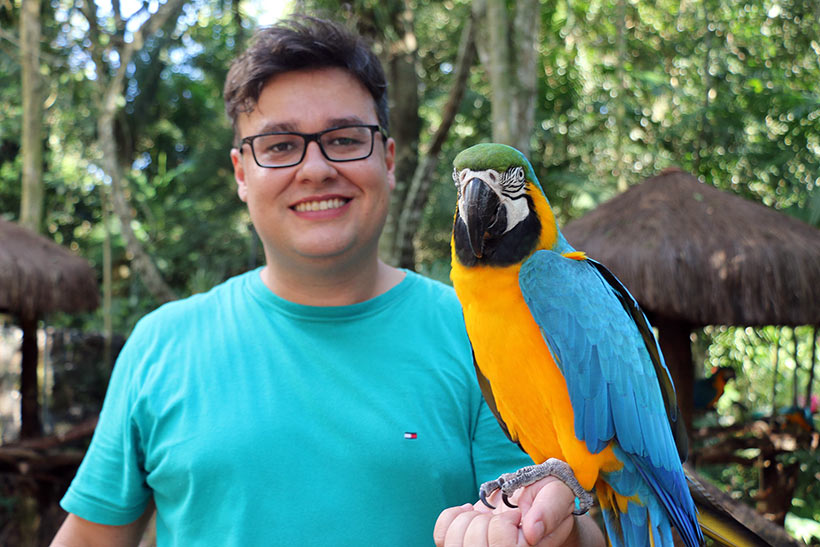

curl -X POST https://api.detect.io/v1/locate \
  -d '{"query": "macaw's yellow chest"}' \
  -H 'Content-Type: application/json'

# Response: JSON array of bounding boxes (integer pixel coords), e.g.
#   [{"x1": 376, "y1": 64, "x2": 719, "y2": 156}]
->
[{"x1": 450, "y1": 261, "x2": 619, "y2": 490}]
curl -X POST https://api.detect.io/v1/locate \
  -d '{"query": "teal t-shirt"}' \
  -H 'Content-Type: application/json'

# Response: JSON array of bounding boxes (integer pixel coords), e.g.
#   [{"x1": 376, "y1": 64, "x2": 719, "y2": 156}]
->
[{"x1": 61, "y1": 269, "x2": 531, "y2": 546}]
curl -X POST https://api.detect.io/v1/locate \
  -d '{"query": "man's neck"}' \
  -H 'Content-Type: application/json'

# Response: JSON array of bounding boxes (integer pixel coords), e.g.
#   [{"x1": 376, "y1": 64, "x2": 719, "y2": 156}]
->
[{"x1": 259, "y1": 258, "x2": 405, "y2": 307}]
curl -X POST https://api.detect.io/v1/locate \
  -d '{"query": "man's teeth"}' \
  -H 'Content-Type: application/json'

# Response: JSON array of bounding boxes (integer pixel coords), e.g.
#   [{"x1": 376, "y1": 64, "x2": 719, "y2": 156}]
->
[{"x1": 294, "y1": 198, "x2": 347, "y2": 212}]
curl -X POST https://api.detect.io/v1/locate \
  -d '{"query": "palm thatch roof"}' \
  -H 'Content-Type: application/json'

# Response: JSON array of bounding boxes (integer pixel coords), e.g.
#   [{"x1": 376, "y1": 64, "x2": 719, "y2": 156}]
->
[
  {"x1": 0, "y1": 218, "x2": 99, "y2": 319},
  {"x1": 563, "y1": 168, "x2": 820, "y2": 327}
]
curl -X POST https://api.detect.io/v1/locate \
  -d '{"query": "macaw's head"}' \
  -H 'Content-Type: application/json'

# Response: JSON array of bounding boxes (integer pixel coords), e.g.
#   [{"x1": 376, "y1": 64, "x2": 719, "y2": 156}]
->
[
  {"x1": 712, "y1": 366, "x2": 737, "y2": 382},
  {"x1": 452, "y1": 143, "x2": 558, "y2": 267}
]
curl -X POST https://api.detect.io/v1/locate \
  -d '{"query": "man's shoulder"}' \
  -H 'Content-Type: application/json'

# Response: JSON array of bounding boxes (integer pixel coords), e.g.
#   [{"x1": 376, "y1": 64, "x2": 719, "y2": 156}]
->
[
  {"x1": 401, "y1": 271, "x2": 465, "y2": 326},
  {"x1": 404, "y1": 270, "x2": 457, "y2": 300},
  {"x1": 135, "y1": 270, "x2": 253, "y2": 330}
]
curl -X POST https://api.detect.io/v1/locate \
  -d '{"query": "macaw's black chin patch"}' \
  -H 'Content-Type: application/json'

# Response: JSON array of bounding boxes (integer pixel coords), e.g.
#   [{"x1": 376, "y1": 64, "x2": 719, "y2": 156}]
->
[{"x1": 454, "y1": 198, "x2": 541, "y2": 267}]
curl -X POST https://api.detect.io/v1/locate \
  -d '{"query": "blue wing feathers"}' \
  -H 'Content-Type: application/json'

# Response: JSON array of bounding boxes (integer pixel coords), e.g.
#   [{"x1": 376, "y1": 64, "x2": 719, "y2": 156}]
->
[{"x1": 519, "y1": 250, "x2": 702, "y2": 547}]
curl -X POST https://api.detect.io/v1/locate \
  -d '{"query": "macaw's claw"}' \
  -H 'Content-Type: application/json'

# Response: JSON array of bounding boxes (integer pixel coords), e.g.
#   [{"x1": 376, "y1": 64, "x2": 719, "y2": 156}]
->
[
  {"x1": 478, "y1": 458, "x2": 595, "y2": 515},
  {"x1": 479, "y1": 478, "x2": 502, "y2": 509},
  {"x1": 479, "y1": 476, "x2": 520, "y2": 509}
]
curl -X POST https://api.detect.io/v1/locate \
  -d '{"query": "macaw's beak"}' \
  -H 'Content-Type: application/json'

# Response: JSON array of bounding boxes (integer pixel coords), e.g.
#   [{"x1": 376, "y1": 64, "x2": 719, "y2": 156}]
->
[{"x1": 461, "y1": 178, "x2": 503, "y2": 259}]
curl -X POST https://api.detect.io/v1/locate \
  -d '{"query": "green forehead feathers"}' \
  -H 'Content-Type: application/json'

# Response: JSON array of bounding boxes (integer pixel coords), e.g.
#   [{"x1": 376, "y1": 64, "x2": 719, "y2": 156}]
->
[{"x1": 453, "y1": 143, "x2": 543, "y2": 193}]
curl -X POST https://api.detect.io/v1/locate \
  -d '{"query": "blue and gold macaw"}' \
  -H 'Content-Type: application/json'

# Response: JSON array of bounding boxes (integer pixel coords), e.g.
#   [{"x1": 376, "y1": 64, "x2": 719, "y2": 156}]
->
[
  {"x1": 778, "y1": 405, "x2": 816, "y2": 433},
  {"x1": 449, "y1": 143, "x2": 702, "y2": 546},
  {"x1": 694, "y1": 366, "x2": 737, "y2": 411}
]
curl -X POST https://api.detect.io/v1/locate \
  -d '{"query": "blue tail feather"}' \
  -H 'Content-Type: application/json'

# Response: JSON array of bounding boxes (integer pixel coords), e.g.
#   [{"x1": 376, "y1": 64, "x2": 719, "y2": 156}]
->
[{"x1": 601, "y1": 447, "x2": 703, "y2": 547}]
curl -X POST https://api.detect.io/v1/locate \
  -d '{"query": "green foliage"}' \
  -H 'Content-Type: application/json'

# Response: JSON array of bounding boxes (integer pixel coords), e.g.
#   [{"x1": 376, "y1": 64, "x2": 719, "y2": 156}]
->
[
  {"x1": 0, "y1": 0, "x2": 257, "y2": 333},
  {"x1": 0, "y1": 0, "x2": 818, "y2": 540},
  {"x1": 784, "y1": 447, "x2": 820, "y2": 543},
  {"x1": 697, "y1": 326, "x2": 818, "y2": 418},
  {"x1": 695, "y1": 325, "x2": 819, "y2": 542}
]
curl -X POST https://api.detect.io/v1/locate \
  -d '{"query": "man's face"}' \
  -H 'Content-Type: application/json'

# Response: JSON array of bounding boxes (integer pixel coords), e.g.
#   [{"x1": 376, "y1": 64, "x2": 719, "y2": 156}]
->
[{"x1": 230, "y1": 68, "x2": 396, "y2": 270}]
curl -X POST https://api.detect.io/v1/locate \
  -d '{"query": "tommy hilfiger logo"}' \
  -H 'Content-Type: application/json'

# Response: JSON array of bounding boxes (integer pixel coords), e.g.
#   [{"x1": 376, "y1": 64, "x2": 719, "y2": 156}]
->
[{"x1": 404, "y1": 432, "x2": 418, "y2": 440}]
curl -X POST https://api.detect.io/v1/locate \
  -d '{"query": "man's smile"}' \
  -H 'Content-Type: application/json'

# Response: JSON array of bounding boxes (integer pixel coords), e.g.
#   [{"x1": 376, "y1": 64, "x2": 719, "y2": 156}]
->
[{"x1": 291, "y1": 196, "x2": 351, "y2": 213}]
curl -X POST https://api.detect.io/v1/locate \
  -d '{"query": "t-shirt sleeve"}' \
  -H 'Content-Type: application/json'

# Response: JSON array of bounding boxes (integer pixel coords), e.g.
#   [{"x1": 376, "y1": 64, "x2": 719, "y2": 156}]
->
[
  {"x1": 60, "y1": 325, "x2": 153, "y2": 525},
  {"x1": 471, "y1": 397, "x2": 533, "y2": 488}
]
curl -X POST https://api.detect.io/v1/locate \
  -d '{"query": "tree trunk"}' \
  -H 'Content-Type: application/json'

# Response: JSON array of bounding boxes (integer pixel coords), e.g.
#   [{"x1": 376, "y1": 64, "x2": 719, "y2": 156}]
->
[
  {"x1": 757, "y1": 457, "x2": 800, "y2": 526},
  {"x1": 97, "y1": 113, "x2": 177, "y2": 303},
  {"x1": 101, "y1": 186, "x2": 114, "y2": 369},
  {"x1": 82, "y1": 0, "x2": 187, "y2": 303},
  {"x1": 771, "y1": 331, "x2": 781, "y2": 413},
  {"x1": 19, "y1": 0, "x2": 44, "y2": 233},
  {"x1": 475, "y1": 0, "x2": 539, "y2": 156},
  {"x1": 805, "y1": 325, "x2": 816, "y2": 407},
  {"x1": 694, "y1": 3, "x2": 713, "y2": 175},
  {"x1": 614, "y1": 0, "x2": 628, "y2": 192},
  {"x1": 791, "y1": 327, "x2": 799, "y2": 408},
  {"x1": 379, "y1": 4, "x2": 421, "y2": 267}
]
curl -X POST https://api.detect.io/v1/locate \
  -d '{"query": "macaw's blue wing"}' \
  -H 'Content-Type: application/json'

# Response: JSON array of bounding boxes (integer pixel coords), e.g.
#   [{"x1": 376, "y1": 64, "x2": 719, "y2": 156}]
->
[
  {"x1": 585, "y1": 257, "x2": 688, "y2": 461},
  {"x1": 519, "y1": 250, "x2": 701, "y2": 547}
]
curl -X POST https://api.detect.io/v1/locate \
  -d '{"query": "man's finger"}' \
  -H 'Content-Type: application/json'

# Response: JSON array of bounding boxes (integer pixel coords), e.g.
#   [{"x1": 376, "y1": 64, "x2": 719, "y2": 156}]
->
[
  {"x1": 434, "y1": 504, "x2": 472, "y2": 546},
  {"x1": 521, "y1": 478, "x2": 576, "y2": 546},
  {"x1": 462, "y1": 512, "x2": 493, "y2": 546},
  {"x1": 443, "y1": 508, "x2": 482, "y2": 547},
  {"x1": 487, "y1": 510, "x2": 523, "y2": 547}
]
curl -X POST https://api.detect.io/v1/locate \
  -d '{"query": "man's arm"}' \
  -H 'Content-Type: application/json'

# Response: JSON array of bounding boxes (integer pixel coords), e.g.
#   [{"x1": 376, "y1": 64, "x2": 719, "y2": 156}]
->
[{"x1": 50, "y1": 500, "x2": 155, "y2": 547}]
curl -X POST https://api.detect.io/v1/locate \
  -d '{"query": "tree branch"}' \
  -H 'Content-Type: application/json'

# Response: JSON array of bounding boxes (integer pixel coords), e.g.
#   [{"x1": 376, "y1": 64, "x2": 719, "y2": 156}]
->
[{"x1": 392, "y1": 12, "x2": 477, "y2": 268}]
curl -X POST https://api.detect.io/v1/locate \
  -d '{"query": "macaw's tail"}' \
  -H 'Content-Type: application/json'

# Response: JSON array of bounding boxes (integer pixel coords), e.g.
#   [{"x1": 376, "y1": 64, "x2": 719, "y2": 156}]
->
[
  {"x1": 597, "y1": 448, "x2": 702, "y2": 547},
  {"x1": 685, "y1": 467, "x2": 775, "y2": 547},
  {"x1": 597, "y1": 481, "x2": 675, "y2": 547}
]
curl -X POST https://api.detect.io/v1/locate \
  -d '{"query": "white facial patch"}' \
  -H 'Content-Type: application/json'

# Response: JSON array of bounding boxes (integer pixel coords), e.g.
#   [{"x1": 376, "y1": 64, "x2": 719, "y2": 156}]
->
[{"x1": 454, "y1": 167, "x2": 530, "y2": 234}]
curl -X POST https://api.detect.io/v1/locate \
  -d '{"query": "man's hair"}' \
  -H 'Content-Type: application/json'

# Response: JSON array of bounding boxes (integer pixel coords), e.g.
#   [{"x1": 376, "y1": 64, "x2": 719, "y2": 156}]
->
[{"x1": 223, "y1": 16, "x2": 389, "y2": 141}]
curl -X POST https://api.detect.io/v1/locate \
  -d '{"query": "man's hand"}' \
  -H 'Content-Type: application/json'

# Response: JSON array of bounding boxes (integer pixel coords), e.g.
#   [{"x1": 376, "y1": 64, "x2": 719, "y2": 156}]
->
[{"x1": 434, "y1": 477, "x2": 603, "y2": 547}]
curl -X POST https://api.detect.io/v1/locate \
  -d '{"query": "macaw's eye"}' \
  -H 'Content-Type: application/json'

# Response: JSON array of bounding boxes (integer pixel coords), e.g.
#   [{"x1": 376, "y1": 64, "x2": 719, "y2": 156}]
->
[{"x1": 502, "y1": 166, "x2": 526, "y2": 195}]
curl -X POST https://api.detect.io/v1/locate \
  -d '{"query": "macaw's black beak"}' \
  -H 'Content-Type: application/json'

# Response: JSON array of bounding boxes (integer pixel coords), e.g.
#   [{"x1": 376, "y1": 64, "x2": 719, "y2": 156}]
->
[{"x1": 461, "y1": 178, "x2": 503, "y2": 259}]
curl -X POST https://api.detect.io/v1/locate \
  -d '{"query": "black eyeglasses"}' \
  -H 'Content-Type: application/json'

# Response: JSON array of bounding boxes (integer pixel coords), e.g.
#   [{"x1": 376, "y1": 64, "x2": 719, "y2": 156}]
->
[{"x1": 240, "y1": 124, "x2": 386, "y2": 168}]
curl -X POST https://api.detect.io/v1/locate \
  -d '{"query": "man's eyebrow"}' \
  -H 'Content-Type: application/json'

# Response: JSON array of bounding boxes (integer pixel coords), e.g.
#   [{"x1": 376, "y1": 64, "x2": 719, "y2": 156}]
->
[
  {"x1": 250, "y1": 116, "x2": 372, "y2": 136},
  {"x1": 253, "y1": 121, "x2": 298, "y2": 134},
  {"x1": 326, "y1": 116, "x2": 369, "y2": 128}
]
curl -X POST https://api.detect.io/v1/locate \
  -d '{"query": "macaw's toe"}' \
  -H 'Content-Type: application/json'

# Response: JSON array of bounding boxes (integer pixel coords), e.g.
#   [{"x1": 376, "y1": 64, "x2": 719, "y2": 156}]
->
[{"x1": 478, "y1": 458, "x2": 595, "y2": 515}]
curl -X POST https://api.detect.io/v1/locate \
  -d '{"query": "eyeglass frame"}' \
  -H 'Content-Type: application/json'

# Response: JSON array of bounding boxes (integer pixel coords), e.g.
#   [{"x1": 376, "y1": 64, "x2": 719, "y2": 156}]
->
[{"x1": 239, "y1": 124, "x2": 387, "y2": 169}]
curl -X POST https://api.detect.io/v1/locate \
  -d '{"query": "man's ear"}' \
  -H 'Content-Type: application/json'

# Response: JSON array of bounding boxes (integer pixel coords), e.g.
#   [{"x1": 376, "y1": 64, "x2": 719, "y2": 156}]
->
[
  {"x1": 231, "y1": 148, "x2": 248, "y2": 202},
  {"x1": 384, "y1": 137, "x2": 396, "y2": 191}
]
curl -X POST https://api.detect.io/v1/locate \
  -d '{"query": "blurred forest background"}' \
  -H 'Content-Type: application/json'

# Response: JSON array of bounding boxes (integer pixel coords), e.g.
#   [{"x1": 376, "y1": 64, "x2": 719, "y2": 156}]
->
[{"x1": 0, "y1": 0, "x2": 819, "y2": 544}]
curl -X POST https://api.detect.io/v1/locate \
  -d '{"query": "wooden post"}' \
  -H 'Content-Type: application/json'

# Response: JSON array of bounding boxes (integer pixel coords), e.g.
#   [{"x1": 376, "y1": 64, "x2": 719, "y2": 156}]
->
[
  {"x1": 654, "y1": 317, "x2": 695, "y2": 441},
  {"x1": 19, "y1": 314, "x2": 43, "y2": 439}
]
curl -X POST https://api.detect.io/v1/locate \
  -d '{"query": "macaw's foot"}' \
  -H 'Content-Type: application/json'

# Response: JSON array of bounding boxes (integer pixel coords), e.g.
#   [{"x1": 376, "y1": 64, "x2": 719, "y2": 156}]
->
[{"x1": 479, "y1": 457, "x2": 594, "y2": 515}]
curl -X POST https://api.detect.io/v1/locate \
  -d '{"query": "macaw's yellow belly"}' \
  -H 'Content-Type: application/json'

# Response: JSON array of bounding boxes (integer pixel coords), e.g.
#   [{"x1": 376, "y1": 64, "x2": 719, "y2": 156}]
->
[{"x1": 451, "y1": 261, "x2": 622, "y2": 491}]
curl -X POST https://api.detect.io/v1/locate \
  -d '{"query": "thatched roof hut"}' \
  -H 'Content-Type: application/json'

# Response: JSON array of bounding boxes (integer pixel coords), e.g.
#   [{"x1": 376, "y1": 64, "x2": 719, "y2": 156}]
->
[
  {"x1": 0, "y1": 218, "x2": 99, "y2": 319},
  {"x1": 0, "y1": 218, "x2": 99, "y2": 438},
  {"x1": 563, "y1": 168, "x2": 820, "y2": 327},
  {"x1": 563, "y1": 168, "x2": 820, "y2": 430}
]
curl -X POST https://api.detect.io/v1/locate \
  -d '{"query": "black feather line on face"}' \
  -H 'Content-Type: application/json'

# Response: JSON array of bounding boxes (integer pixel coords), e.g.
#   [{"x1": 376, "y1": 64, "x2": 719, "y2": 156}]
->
[{"x1": 453, "y1": 194, "x2": 541, "y2": 267}]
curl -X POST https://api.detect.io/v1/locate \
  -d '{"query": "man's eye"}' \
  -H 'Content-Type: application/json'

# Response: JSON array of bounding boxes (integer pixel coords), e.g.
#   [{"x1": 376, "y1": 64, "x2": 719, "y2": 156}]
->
[
  {"x1": 263, "y1": 139, "x2": 298, "y2": 154},
  {"x1": 328, "y1": 136, "x2": 363, "y2": 147}
]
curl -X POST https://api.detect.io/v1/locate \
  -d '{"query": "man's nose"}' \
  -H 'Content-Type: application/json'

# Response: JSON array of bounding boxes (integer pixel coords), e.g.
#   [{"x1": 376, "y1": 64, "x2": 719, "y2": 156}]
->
[{"x1": 297, "y1": 141, "x2": 336, "y2": 181}]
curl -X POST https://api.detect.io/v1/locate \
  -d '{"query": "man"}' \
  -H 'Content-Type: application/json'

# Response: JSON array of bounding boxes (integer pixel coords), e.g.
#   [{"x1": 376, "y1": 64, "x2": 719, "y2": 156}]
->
[{"x1": 52, "y1": 17, "x2": 604, "y2": 547}]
